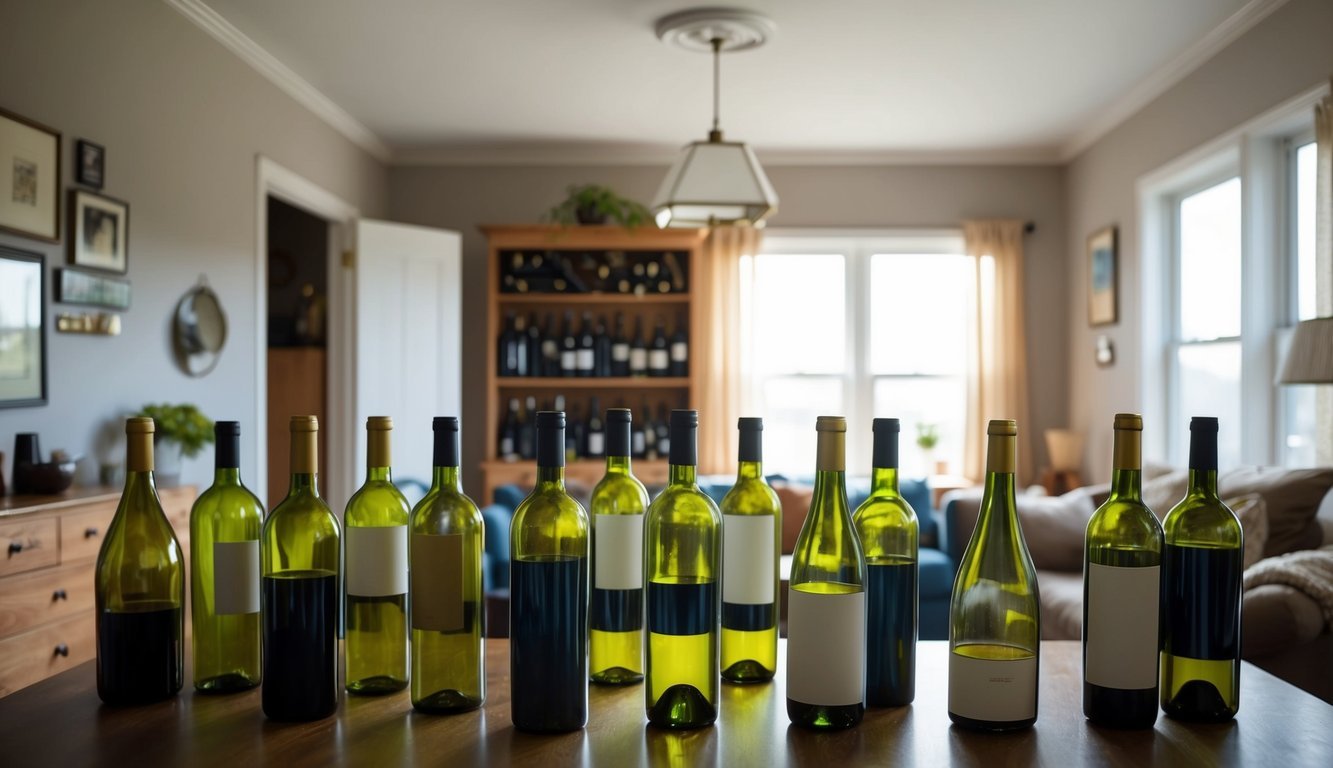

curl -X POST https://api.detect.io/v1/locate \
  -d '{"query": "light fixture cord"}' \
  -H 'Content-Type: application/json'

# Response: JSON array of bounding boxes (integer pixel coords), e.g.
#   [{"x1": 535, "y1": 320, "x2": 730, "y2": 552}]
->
[{"x1": 710, "y1": 37, "x2": 722, "y2": 140}]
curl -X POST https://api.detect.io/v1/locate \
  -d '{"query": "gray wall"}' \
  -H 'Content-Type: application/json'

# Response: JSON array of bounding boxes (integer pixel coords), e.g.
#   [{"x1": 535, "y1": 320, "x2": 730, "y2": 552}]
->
[
  {"x1": 1065, "y1": 0, "x2": 1333, "y2": 482},
  {"x1": 0, "y1": 0, "x2": 387, "y2": 493},
  {"x1": 390, "y1": 163, "x2": 1068, "y2": 496}
]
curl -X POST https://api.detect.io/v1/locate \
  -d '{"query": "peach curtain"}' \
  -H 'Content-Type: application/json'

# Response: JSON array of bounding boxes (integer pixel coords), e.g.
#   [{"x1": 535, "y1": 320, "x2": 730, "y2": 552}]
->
[
  {"x1": 962, "y1": 220, "x2": 1032, "y2": 484},
  {"x1": 1315, "y1": 86, "x2": 1332, "y2": 464},
  {"x1": 695, "y1": 225, "x2": 761, "y2": 474}
]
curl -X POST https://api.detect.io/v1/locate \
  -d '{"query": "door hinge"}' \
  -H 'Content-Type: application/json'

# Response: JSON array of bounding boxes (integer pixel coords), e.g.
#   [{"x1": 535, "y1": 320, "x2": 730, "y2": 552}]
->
[{"x1": 342, "y1": 250, "x2": 355, "y2": 268}]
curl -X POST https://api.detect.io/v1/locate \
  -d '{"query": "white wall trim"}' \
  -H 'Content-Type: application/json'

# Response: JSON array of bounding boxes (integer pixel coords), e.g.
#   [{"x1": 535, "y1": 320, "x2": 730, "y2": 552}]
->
[
  {"x1": 391, "y1": 144, "x2": 1062, "y2": 168},
  {"x1": 1062, "y1": 0, "x2": 1291, "y2": 161},
  {"x1": 166, "y1": 0, "x2": 392, "y2": 162}
]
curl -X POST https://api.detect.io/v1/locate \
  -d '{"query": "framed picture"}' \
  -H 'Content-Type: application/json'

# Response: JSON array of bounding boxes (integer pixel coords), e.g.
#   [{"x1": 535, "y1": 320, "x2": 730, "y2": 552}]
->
[
  {"x1": 0, "y1": 107, "x2": 61, "y2": 243},
  {"x1": 0, "y1": 245, "x2": 48, "y2": 408},
  {"x1": 69, "y1": 189, "x2": 128, "y2": 273},
  {"x1": 56, "y1": 267, "x2": 131, "y2": 310},
  {"x1": 76, "y1": 139, "x2": 104, "y2": 189},
  {"x1": 1087, "y1": 225, "x2": 1118, "y2": 327}
]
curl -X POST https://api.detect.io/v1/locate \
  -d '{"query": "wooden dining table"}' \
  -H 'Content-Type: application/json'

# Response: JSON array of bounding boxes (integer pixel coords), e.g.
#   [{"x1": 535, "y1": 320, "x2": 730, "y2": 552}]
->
[{"x1": 1, "y1": 639, "x2": 1329, "y2": 766}]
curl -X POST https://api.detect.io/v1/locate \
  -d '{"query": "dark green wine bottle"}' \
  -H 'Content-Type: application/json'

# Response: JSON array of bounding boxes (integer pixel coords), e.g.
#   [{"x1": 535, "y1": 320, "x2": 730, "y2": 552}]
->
[
  {"x1": 589, "y1": 408, "x2": 648, "y2": 685},
  {"x1": 720, "y1": 417, "x2": 780, "y2": 684}
]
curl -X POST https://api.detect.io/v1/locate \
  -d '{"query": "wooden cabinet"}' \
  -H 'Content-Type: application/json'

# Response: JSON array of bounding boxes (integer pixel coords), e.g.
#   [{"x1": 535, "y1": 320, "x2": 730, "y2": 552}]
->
[{"x1": 0, "y1": 485, "x2": 196, "y2": 697}]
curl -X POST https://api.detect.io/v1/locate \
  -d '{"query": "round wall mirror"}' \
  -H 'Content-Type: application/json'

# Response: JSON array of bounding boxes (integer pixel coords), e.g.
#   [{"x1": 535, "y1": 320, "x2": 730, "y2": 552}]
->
[{"x1": 173, "y1": 279, "x2": 228, "y2": 377}]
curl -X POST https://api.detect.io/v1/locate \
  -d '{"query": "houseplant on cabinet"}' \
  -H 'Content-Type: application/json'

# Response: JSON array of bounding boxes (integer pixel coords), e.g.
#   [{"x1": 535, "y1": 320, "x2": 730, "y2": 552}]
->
[
  {"x1": 138, "y1": 403, "x2": 213, "y2": 487},
  {"x1": 545, "y1": 184, "x2": 652, "y2": 227}
]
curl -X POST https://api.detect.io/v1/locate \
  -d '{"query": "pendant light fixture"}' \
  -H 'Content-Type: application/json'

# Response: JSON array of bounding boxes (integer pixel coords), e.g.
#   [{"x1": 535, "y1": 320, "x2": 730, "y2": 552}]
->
[{"x1": 652, "y1": 8, "x2": 779, "y2": 229}]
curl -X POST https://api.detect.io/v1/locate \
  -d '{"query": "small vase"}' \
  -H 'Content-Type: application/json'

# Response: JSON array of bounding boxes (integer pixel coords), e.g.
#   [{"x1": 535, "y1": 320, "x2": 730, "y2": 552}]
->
[{"x1": 155, "y1": 439, "x2": 183, "y2": 488}]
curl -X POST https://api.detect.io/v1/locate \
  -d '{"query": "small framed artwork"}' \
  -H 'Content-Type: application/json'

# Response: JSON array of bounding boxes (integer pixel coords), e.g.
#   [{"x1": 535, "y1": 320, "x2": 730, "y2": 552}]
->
[
  {"x1": 56, "y1": 267, "x2": 131, "y2": 310},
  {"x1": 0, "y1": 245, "x2": 48, "y2": 408},
  {"x1": 0, "y1": 107, "x2": 61, "y2": 243},
  {"x1": 1087, "y1": 225, "x2": 1118, "y2": 327},
  {"x1": 75, "y1": 139, "x2": 104, "y2": 189},
  {"x1": 69, "y1": 189, "x2": 129, "y2": 273}
]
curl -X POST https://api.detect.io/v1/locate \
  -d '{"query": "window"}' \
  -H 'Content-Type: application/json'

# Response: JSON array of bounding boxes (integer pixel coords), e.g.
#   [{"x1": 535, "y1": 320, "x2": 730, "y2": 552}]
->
[{"x1": 1283, "y1": 140, "x2": 1319, "y2": 466}]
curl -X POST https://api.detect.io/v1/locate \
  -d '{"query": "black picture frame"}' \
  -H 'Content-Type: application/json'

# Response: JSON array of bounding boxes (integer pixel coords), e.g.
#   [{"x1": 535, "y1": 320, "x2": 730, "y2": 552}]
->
[
  {"x1": 0, "y1": 107, "x2": 61, "y2": 243},
  {"x1": 55, "y1": 267, "x2": 131, "y2": 310},
  {"x1": 68, "y1": 189, "x2": 129, "y2": 274},
  {"x1": 75, "y1": 139, "x2": 104, "y2": 189},
  {"x1": 0, "y1": 244, "x2": 48, "y2": 408}
]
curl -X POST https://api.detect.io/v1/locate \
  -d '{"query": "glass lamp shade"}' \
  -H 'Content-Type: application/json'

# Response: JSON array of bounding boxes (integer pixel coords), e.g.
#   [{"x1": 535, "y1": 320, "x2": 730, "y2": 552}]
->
[
  {"x1": 1277, "y1": 317, "x2": 1333, "y2": 384},
  {"x1": 652, "y1": 138, "x2": 778, "y2": 228}
]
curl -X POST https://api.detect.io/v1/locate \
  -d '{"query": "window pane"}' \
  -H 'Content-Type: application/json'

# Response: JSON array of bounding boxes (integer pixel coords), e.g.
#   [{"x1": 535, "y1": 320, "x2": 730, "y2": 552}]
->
[
  {"x1": 1283, "y1": 385, "x2": 1317, "y2": 467},
  {"x1": 872, "y1": 377, "x2": 966, "y2": 478},
  {"x1": 752, "y1": 254, "x2": 845, "y2": 375},
  {"x1": 1296, "y1": 142, "x2": 1317, "y2": 321},
  {"x1": 1176, "y1": 342, "x2": 1241, "y2": 470},
  {"x1": 758, "y1": 376, "x2": 843, "y2": 475},
  {"x1": 869, "y1": 254, "x2": 970, "y2": 375},
  {"x1": 1179, "y1": 178, "x2": 1241, "y2": 341}
]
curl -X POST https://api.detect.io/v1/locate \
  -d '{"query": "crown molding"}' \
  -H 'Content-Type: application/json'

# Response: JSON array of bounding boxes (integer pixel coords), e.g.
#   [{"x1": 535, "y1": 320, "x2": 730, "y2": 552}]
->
[
  {"x1": 164, "y1": 0, "x2": 392, "y2": 162},
  {"x1": 1060, "y1": 0, "x2": 1290, "y2": 161},
  {"x1": 391, "y1": 143, "x2": 1063, "y2": 167}
]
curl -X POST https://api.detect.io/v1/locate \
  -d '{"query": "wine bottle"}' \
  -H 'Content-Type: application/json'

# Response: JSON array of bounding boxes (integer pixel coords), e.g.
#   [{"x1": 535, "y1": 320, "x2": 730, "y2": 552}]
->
[
  {"x1": 410, "y1": 417, "x2": 485, "y2": 713},
  {"x1": 593, "y1": 315, "x2": 613, "y2": 378},
  {"x1": 630, "y1": 317, "x2": 648, "y2": 378},
  {"x1": 578, "y1": 312, "x2": 596, "y2": 378},
  {"x1": 518, "y1": 396, "x2": 537, "y2": 460},
  {"x1": 645, "y1": 410, "x2": 721, "y2": 728},
  {"x1": 641, "y1": 403, "x2": 657, "y2": 460},
  {"x1": 262, "y1": 415, "x2": 341, "y2": 721},
  {"x1": 190, "y1": 420, "x2": 263, "y2": 693},
  {"x1": 567, "y1": 403, "x2": 586, "y2": 463},
  {"x1": 586, "y1": 397, "x2": 606, "y2": 459},
  {"x1": 561, "y1": 311, "x2": 578, "y2": 377},
  {"x1": 590, "y1": 408, "x2": 648, "y2": 685},
  {"x1": 525, "y1": 312, "x2": 543, "y2": 377},
  {"x1": 1160, "y1": 416, "x2": 1242, "y2": 722},
  {"x1": 541, "y1": 312, "x2": 560, "y2": 377},
  {"x1": 948, "y1": 419, "x2": 1040, "y2": 731},
  {"x1": 345, "y1": 417, "x2": 410, "y2": 695},
  {"x1": 513, "y1": 313, "x2": 531, "y2": 377},
  {"x1": 670, "y1": 316, "x2": 689, "y2": 378},
  {"x1": 96, "y1": 417, "x2": 185, "y2": 705},
  {"x1": 631, "y1": 411, "x2": 648, "y2": 459},
  {"x1": 853, "y1": 418, "x2": 918, "y2": 708},
  {"x1": 510, "y1": 411, "x2": 590, "y2": 732},
  {"x1": 655, "y1": 404, "x2": 671, "y2": 456},
  {"x1": 649, "y1": 318, "x2": 670, "y2": 377},
  {"x1": 1084, "y1": 413, "x2": 1162, "y2": 728},
  {"x1": 497, "y1": 312, "x2": 517, "y2": 377},
  {"x1": 720, "y1": 418, "x2": 781, "y2": 683},
  {"x1": 499, "y1": 399, "x2": 519, "y2": 460},
  {"x1": 787, "y1": 417, "x2": 866, "y2": 729},
  {"x1": 611, "y1": 313, "x2": 631, "y2": 377}
]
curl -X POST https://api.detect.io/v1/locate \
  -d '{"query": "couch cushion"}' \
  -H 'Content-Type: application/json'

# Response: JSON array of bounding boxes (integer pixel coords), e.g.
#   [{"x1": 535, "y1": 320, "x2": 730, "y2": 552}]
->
[
  {"x1": 1226, "y1": 493, "x2": 1269, "y2": 570},
  {"x1": 918, "y1": 547, "x2": 953, "y2": 599},
  {"x1": 1221, "y1": 468, "x2": 1333, "y2": 556},
  {"x1": 1242, "y1": 584, "x2": 1326, "y2": 658},
  {"x1": 1142, "y1": 470, "x2": 1189, "y2": 518},
  {"x1": 1036, "y1": 570, "x2": 1083, "y2": 640},
  {"x1": 1017, "y1": 489, "x2": 1097, "y2": 572}
]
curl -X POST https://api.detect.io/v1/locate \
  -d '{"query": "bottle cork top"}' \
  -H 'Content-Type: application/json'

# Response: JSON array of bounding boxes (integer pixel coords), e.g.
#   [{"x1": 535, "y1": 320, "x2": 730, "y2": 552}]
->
[
  {"x1": 290, "y1": 415, "x2": 319, "y2": 432},
  {"x1": 987, "y1": 419, "x2": 1017, "y2": 436},
  {"x1": 816, "y1": 416, "x2": 846, "y2": 433},
  {"x1": 1113, "y1": 413, "x2": 1143, "y2": 431},
  {"x1": 367, "y1": 416, "x2": 393, "y2": 431},
  {"x1": 126, "y1": 417, "x2": 155, "y2": 434}
]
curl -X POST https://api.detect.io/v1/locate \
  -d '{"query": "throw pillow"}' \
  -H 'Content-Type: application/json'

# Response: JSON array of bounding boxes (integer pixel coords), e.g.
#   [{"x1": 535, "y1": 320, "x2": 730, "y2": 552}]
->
[
  {"x1": 1224, "y1": 492, "x2": 1269, "y2": 570},
  {"x1": 1014, "y1": 488, "x2": 1097, "y2": 572},
  {"x1": 1220, "y1": 468, "x2": 1333, "y2": 557},
  {"x1": 1142, "y1": 470, "x2": 1189, "y2": 519}
]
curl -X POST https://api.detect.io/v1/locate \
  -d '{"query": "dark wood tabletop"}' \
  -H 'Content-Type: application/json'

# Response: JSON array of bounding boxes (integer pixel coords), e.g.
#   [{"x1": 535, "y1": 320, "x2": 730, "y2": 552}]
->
[{"x1": 0, "y1": 640, "x2": 1329, "y2": 766}]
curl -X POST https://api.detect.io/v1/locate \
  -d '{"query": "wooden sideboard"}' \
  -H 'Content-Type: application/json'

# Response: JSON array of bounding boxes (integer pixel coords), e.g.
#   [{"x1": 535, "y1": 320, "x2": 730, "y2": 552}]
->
[{"x1": 0, "y1": 485, "x2": 197, "y2": 698}]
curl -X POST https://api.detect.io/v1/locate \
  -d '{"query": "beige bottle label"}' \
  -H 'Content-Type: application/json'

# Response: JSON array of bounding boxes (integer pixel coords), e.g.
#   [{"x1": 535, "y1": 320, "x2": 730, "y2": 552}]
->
[
  {"x1": 213, "y1": 540, "x2": 260, "y2": 615},
  {"x1": 786, "y1": 588, "x2": 865, "y2": 706},
  {"x1": 723, "y1": 515, "x2": 775, "y2": 605},
  {"x1": 1085, "y1": 564, "x2": 1159, "y2": 690},
  {"x1": 948, "y1": 650, "x2": 1037, "y2": 722},
  {"x1": 346, "y1": 524, "x2": 408, "y2": 597},
  {"x1": 411, "y1": 533, "x2": 463, "y2": 632}
]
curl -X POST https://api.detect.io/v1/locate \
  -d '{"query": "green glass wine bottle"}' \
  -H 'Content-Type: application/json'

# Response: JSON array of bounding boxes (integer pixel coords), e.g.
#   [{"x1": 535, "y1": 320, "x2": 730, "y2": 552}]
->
[
  {"x1": 95, "y1": 417, "x2": 185, "y2": 705},
  {"x1": 720, "y1": 417, "x2": 780, "y2": 684},
  {"x1": 262, "y1": 415, "x2": 341, "y2": 721},
  {"x1": 589, "y1": 407, "x2": 648, "y2": 685},
  {"x1": 787, "y1": 416, "x2": 866, "y2": 729},
  {"x1": 190, "y1": 420, "x2": 263, "y2": 693},
  {"x1": 345, "y1": 416, "x2": 410, "y2": 695},
  {"x1": 645, "y1": 409, "x2": 721, "y2": 728},
  {"x1": 1160, "y1": 416, "x2": 1242, "y2": 722},
  {"x1": 410, "y1": 417, "x2": 485, "y2": 713},
  {"x1": 1083, "y1": 413, "x2": 1162, "y2": 728},
  {"x1": 510, "y1": 411, "x2": 590, "y2": 732},
  {"x1": 947, "y1": 419, "x2": 1040, "y2": 731},
  {"x1": 853, "y1": 418, "x2": 918, "y2": 707}
]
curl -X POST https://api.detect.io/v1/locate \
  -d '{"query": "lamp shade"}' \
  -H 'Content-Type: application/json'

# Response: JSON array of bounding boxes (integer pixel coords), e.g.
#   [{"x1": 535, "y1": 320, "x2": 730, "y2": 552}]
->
[
  {"x1": 1277, "y1": 317, "x2": 1333, "y2": 384},
  {"x1": 652, "y1": 138, "x2": 778, "y2": 228}
]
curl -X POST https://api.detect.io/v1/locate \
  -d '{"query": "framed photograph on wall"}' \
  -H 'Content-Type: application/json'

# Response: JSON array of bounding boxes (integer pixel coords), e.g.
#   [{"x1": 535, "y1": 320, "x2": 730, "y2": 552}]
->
[
  {"x1": 0, "y1": 245, "x2": 48, "y2": 408},
  {"x1": 56, "y1": 267, "x2": 131, "y2": 310},
  {"x1": 69, "y1": 189, "x2": 129, "y2": 273},
  {"x1": 75, "y1": 139, "x2": 104, "y2": 189},
  {"x1": 0, "y1": 107, "x2": 61, "y2": 243},
  {"x1": 1087, "y1": 225, "x2": 1118, "y2": 327}
]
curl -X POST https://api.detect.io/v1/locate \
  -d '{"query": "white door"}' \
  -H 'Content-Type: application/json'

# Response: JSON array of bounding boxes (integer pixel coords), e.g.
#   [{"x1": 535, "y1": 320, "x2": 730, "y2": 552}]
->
[{"x1": 352, "y1": 219, "x2": 462, "y2": 493}]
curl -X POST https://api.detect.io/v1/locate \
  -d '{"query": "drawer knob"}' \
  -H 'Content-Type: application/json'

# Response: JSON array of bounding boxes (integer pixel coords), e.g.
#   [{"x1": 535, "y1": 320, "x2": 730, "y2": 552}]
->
[
  {"x1": 53, "y1": 644, "x2": 69, "y2": 658},
  {"x1": 52, "y1": 589, "x2": 68, "y2": 602},
  {"x1": 8, "y1": 541, "x2": 22, "y2": 556},
  {"x1": 84, "y1": 527, "x2": 99, "y2": 539}
]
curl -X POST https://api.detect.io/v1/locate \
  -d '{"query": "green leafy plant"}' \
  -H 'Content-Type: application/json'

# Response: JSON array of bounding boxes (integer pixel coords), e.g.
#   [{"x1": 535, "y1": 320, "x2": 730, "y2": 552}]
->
[
  {"x1": 915, "y1": 423, "x2": 940, "y2": 451},
  {"x1": 544, "y1": 184, "x2": 652, "y2": 228},
  {"x1": 139, "y1": 403, "x2": 214, "y2": 459}
]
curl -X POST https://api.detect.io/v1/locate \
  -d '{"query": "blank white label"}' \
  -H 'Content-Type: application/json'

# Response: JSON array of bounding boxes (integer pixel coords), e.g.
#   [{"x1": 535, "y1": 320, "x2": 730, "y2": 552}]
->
[
  {"x1": 1085, "y1": 563, "x2": 1160, "y2": 690},
  {"x1": 612, "y1": 343, "x2": 630, "y2": 362},
  {"x1": 213, "y1": 540, "x2": 260, "y2": 615},
  {"x1": 577, "y1": 349, "x2": 594, "y2": 370},
  {"x1": 347, "y1": 525, "x2": 408, "y2": 597},
  {"x1": 630, "y1": 349, "x2": 647, "y2": 370},
  {"x1": 588, "y1": 433, "x2": 605, "y2": 456},
  {"x1": 723, "y1": 515, "x2": 775, "y2": 605},
  {"x1": 671, "y1": 342, "x2": 688, "y2": 362},
  {"x1": 649, "y1": 350, "x2": 669, "y2": 370},
  {"x1": 786, "y1": 588, "x2": 865, "y2": 706},
  {"x1": 595, "y1": 514, "x2": 643, "y2": 590},
  {"x1": 948, "y1": 650, "x2": 1037, "y2": 722},
  {"x1": 411, "y1": 533, "x2": 463, "y2": 632}
]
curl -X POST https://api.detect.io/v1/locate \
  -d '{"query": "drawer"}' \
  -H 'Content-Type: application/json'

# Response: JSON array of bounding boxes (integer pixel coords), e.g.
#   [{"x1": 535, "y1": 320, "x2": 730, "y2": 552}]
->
[
  {"x1": 0, "y1": 517, "x2": 59, "y2": 577},
  {"x1": 0, "y1": 561, "x2": 95, "y2": 639},
  {"x1": 60, "y1": 501, "x2": 118, "y2": 564},
  {"x1": 0, "y1": 613, "x2": 95, "y2": 698}
]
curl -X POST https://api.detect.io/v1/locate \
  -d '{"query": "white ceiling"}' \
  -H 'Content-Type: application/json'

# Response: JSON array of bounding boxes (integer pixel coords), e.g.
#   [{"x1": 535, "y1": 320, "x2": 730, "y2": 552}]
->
[{"x1": 187, "y1": 0, "x2": 1276, "y2": 163}]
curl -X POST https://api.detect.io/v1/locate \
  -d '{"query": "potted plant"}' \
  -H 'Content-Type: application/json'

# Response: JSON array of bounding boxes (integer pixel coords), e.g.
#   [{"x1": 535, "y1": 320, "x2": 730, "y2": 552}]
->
[
  {"x1": 545, "y1": 184, "x2": 652, "y2": 227},
  {"x1": 139, "y1": 403, "x2": 213, "y2": 486},
  {"x1": 915, "y1": 422, "x2": 941, "y2": 475}
]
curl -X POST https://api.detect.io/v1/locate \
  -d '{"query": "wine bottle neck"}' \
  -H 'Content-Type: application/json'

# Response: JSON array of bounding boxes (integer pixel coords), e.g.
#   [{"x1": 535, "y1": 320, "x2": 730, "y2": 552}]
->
[
  {"x1": 123, "y1": 469, "x2": 157, "y2": 497},
  {"x1": 537, "y1": 465, "x2": 566, "y2": 488},
  {"x1": 813, "y1": 468, "x2": 847, "y2": 499},
  {"x1": 213, "y1": 467, "x2": 241, "y2": 486},
  {"x1": 1108, "y1": 468, "x2": 1142, "y2": 501},
  {"x1": 431, "y1": 465, "x2": 461, "y2": 492},
  {"x1": 1187, "y1": 468, "x2": 1219, "y2": 498},
  {"x1": 605, "y1": 454, "x2": 631, "y2": 475},
  {"x1": 366, "y1": 465, "x2": 392, "y2": 483},
  {"x1": 669, "y1": 463, "x2": 697, "y2": 486},
  {"x1": 870, "y1": 466, "x2": 900, "y2": 496},
  {"x1": 979, "y1": 470, "x2": 1017, "y2": 526},
  {"x1": 288, "y1": 472, "x2": 319, "y2": 496},
  {"x1": 736, "y1": 460, "x2": 762, "y2": 481}
]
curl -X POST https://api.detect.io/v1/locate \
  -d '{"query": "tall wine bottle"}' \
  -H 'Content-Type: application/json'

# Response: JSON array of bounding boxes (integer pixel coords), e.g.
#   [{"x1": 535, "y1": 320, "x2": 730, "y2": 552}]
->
[
  {"x1": 645, "y1": 410, "x2": 721, "y2": 728},
  {"x1": 95, "y1": 417, "x2": 185, "y2": 705},
  {"x1": 720, "y1": 417, "x2": 780, "y2": 683},
  {"x1": 262, "y1": 415, "x2": 341, "y2": 721},
  {"x1": 948, "y1": 419, "x2": 1040, "y2": 731},
  {"x1": 787, "y1": 416, "x2": 866, "y2": 729},
  {"x1": 345, "y1": 416, "x2": 410, "y2": 695},
  {"x1": 510, "y1": 411, "x2": 590, "y2": 732},
  {"x1": 1160, "y1": 416, "x2": 1242, "y2": 722},
  {"x1": 853, "y1": 418, "x2": 918, "y2": 707},
  {"x1": 190, "y1": 420, "x2": 263, "y2": 693},
  {"x1": 589, "y1": 407, "x2": 648, "y2": 685},
  {"x1": 1083, "y1": 413, "x2": 1162, "y2": 728},
  {"x1": 410, "y1": 417, "x2": 485, "y2": 713}
]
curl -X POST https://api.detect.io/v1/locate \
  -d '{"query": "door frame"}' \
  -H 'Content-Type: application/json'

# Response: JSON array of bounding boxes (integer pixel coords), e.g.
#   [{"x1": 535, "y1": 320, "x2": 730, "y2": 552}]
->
[{"x1": 254, "y1": 156, "x2": 359, "y2": 509}]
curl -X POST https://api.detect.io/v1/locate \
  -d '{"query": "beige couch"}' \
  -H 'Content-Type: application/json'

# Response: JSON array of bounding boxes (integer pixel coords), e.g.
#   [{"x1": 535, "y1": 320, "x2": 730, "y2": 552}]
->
[{"x1": 942, "y1": 466, "x2": 1333, "y2": 703}]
